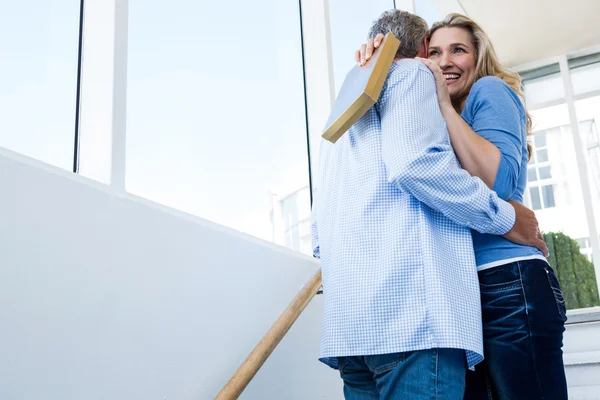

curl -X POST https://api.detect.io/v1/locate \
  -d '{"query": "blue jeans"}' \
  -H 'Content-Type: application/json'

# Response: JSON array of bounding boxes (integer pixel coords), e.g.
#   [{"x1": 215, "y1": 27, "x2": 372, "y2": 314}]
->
[
  {"x1": 464, "y1": 259, "x2": 568, "y2": 400},
  {"x1": 337, "y1": 348, "x2": 466, "y2": 399}
]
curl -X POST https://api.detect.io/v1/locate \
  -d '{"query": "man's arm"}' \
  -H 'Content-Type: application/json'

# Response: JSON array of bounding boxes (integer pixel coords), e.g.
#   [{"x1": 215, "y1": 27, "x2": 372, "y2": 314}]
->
[{"x1": 377, "y1": 63, "x2": 514, "y2": 235}]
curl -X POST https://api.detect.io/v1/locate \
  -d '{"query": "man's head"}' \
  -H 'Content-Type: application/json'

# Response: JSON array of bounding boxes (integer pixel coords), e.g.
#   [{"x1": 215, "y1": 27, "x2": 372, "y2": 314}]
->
[{"x1": 368, "y1": 10, "x2": 429, "y2": 60}]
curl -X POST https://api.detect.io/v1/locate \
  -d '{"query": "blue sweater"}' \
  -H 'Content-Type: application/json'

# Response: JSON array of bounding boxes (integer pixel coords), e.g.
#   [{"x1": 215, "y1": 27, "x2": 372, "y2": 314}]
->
[{"x1": 461, "y1": 77, "x2": 543, "y2": 267}]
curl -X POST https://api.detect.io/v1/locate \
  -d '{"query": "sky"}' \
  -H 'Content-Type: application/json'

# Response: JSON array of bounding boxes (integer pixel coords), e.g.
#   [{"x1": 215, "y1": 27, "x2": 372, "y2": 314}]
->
[
  {"x1": 0, "y1": 1, "x2": 80, "y2": 170},
  {"x1": 124, "y1": 0, "x2": 310, "y2": 241}
]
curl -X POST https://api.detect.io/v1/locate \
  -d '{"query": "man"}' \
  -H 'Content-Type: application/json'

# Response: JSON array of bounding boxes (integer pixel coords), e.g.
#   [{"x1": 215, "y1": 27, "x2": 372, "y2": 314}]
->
[{"x1": 311, "y1": 9, "x2": 545, "y2": 399}]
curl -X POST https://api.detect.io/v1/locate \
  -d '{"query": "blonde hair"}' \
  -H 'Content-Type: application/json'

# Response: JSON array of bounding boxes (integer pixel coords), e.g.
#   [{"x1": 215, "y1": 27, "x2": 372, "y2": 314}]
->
[{"x1": 430, "y1": 13, "x2": 533, "y2": 158}]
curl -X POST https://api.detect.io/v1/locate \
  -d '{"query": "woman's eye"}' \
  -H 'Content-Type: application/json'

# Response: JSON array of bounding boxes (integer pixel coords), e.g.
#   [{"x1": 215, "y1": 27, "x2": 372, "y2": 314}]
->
[
  {"x1": 454, "y1": 48, "x2": 465, "y2": 53},
  {"x1": 429, "y1": 51, "x2": 439, "y2": 56}
]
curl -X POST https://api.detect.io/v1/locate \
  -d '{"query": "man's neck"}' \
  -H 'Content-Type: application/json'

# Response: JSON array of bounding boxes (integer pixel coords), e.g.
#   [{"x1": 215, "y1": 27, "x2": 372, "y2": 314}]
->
[{"x1": 393, "y1": 56, "x2": 414, "y2": 62}]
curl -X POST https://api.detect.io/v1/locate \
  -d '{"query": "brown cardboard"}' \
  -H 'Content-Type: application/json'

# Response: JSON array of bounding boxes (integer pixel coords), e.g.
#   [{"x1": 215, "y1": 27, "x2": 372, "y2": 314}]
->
[{"x1": 321, "y1": 32, "x2": 401, "y2": 143}]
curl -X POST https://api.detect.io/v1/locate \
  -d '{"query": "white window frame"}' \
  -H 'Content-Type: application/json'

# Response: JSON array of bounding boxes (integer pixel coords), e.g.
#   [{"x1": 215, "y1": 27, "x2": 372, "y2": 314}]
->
[{"x1": 515, "y1": 50, "x2": 600, "y2": 300}]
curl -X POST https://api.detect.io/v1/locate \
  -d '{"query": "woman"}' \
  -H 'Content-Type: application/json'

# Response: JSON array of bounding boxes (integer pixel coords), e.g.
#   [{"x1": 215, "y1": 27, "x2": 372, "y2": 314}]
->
[{"x1": 358, "y1": 13, "x2": 567, "y2": 400}]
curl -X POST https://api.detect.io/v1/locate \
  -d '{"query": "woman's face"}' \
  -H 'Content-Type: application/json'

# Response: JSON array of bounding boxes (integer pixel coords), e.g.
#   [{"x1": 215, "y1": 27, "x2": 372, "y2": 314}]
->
[{"x1": 428, "y1": 27, "x2": 477, "y2": 102}]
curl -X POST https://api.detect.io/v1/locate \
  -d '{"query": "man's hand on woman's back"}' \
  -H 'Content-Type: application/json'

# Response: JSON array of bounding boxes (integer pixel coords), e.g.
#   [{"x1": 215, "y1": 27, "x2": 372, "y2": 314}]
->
[{"x1": 503, "y1": 201, "x2": 549, "y2": 256}]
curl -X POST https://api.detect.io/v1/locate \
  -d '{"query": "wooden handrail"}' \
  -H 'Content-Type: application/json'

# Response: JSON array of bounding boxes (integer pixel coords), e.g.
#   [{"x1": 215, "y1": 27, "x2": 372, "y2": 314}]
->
[{"x1": 214, "y1": 269, "x2": 323, "y2": 400}]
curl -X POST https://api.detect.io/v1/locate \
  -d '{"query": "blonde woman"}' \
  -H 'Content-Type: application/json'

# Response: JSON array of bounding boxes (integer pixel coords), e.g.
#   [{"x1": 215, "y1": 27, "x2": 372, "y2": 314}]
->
[{"x1": 358, "y1": 13, "x2": 568, "y2": 400}]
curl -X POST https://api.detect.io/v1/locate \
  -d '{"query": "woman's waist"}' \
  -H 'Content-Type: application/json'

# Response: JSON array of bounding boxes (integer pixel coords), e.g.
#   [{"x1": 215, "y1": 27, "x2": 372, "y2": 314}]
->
[{"x1": 471, "y1": 231, "x2": 544, "y2": 267}]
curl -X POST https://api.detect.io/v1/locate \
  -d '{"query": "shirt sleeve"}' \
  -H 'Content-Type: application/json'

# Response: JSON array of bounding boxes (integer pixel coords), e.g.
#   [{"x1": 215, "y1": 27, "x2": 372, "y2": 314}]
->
[
  {"x1": 376, "y1": 64, "x2": 515, "y2": 235},
  {"x1": 465, "y1": 77, "x2": 525, "y2": 200}
]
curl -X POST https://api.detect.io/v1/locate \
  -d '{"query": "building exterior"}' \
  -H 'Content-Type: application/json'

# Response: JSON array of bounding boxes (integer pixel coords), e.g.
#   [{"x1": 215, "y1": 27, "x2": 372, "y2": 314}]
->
[
  {"x1": 271, "y1": 184, "x2": 312, "y2": 255},
  {"x1": 525, "y1": 119, "x2": 600, "y2": 261}
]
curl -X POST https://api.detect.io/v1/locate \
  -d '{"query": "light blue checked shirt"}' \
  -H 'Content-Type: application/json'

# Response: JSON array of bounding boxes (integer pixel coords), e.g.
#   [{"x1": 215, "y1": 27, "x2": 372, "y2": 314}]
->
[{"x1": 312, "y1": 59, "x2": 516, "y2": 369}]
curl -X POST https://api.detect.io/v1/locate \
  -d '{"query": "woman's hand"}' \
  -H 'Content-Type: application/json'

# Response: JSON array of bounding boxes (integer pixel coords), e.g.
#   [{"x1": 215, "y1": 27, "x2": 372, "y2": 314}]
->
[
  {"x1": 354, "y1": 33, "x2": 385, "y2": 66},
  {"x1": 415, "y1": 57, "x2": 452, "y2": 110},
  {"x1": 415, "y1": 57, "x2": 502, "y2": 190}
]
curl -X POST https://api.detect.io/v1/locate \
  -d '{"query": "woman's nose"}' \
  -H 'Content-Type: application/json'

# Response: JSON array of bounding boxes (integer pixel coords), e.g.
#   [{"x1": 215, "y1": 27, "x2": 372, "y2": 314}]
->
[{"x1": 439, "y1": 53, "x2": 452, "y2": 69}]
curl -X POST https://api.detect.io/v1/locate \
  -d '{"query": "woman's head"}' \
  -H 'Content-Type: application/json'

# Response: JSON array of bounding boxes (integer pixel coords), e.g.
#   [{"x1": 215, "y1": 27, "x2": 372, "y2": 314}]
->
[
  {"x1": 427, "y1": 23, "x2": 477, "y2": 105},
  {"x1": 428, "y1": 14, "x2": 523, "y2": 104},
  {"x1": 428, "y1": 14, "x2": 533, "y2": 149}
]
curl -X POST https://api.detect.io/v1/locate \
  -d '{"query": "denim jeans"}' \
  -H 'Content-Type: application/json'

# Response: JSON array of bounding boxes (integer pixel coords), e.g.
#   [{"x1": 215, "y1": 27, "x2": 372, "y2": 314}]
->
[
  {"x1": 464, "y1": 259, "x2": 568, "y2": 400},
  {"x1": 337, "y1": 348, "x2": 466, "y2": 399}
]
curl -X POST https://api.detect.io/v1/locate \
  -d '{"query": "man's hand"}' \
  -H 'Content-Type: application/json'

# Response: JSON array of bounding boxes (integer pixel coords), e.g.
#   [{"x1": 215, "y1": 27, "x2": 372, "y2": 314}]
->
[{"x1": 503, "y1": 200, "x2": 549, "y2": 257}]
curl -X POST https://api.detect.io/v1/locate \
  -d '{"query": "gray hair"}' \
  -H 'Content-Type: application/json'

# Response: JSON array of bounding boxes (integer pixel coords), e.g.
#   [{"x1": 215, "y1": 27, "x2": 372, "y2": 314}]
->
[{"x1": 368, "y1": 9, "x2": 429, "y2": 58}]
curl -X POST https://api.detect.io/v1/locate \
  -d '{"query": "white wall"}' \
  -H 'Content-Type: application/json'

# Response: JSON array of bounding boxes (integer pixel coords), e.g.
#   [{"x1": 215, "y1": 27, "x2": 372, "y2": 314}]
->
[
  {"x1": 1, "y1": 148, "x2": 599, "y2": 399},
  {"x1": 562, "y1": 313, "x2": 600, "y2": 400},
  {"x1": 0, "y1": 148, "x2": 342, "y2": 399}
]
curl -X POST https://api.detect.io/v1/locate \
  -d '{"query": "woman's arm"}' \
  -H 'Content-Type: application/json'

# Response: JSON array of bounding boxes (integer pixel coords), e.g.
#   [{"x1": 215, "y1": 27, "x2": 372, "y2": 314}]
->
[
  {"x1": 438, "y1": 103, "x2": 501, "y2": 189},
  {"x1": 416, "y1": 57, "x2": 502, "y2": 189}
]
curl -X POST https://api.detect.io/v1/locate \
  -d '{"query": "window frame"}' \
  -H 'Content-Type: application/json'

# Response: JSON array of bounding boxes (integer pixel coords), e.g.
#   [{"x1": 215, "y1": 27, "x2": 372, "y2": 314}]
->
[{"x1": 518, "y1": 51, "x2": 600, "y2": 316}]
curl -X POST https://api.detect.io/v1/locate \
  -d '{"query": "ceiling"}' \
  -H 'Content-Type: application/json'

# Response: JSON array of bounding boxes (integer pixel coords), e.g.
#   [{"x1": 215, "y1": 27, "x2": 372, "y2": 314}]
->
[{"x1": 457, "y1": 0, "x2": 600, "y2": 67}]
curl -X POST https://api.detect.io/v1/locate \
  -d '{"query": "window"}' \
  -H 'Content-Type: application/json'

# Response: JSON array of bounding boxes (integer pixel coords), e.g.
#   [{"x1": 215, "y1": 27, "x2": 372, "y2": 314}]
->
[
  {"x1": 527, "y1": 130, "x2": 556, "y2": 210},
  {"x1": 271, "y1": 185, "x2": 312, "y2": 254},
  {"x1": 538, "y1": 166, "x2": 552, "y2": 180},
  {"x1": 537, "y1": 148, "x2": 549, "y2": 162},
  {"x1": 577, "y1": 238, "x2": 591, "y2": 249},
  {"x1": 530, "y1": 186, "x2": 542, "y2": 210},
  {"x1": 523, "y1": 70, "x2": 564, "y2": 107},
  {"x1": 575, "y1": 95, "x2": 600, "y2": 274},
  {"x1": 523, "y1": 64, "x2": 600, "y2": 310},
  {"x1": 575, "y1": 97, "x2": 600, "y2": 205},
  {"x1": 571, "y1": 61, "x2": 600, "y2": 96},
  {"x1": 541, "y1": 185, "x2": 556, "y2": 208},
  {"x1": 0, "y1": 1, "x2": 80, "y2": 170},
  {"x1": 577, "y1": 237, "x2": 593, "y2": 262},
  {"x1": 125, "y1": 1, "x2": 311, "y2": 248},
  {"x1": 528, "y1": 168, "x2": 537, "y2": 182}
]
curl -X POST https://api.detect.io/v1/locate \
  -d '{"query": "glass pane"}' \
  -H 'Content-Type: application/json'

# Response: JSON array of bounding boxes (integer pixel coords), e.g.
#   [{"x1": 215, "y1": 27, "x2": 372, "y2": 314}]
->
[
  {"x1": 576, "y1": 238, "x2": 591, "y2": 249},
  {"x1": 583, "y1": 120, "x2": 600, "y2": 148},
  {"x1": 0, "y1": 1, "x2": 79, "y2": 170},
  {"x1": 575, "y1": 97, "x2": 600, "y2": 204},
  {"x1": 538, "y1": 166, "x2": 552, "y2": 180},
  {"x1": 523, "y1": 72, "x2": 564, "y2": 107},
  {"x1": 530, "y1": 103, "x2": 570, "y2": 132},
  {"x1": 571, "y1": 62, "x2": 600, "y2": 96},
  {"x1": 536, "y1": 148, "x2": 549, "y2": 163},
  {"x1": 126, "y1": 0, "x2": 311, "y2": 252},
  {"x1": 328, "y1": 0, "x2": 396, "y2": 95},
  {"x1": 528, "y1": 167, "x2": 538, "y2": 182},
  {"x1": 542, "y1": 185, "x2": 555, "y2": 208},
  {"x1": 300, "y1": 235, "x2": 312, "y2": 255},
  {"x1": 277, "y1": 186, "x2": 311, "y2": 253},
  {"x1": 298, "y1": 219, "x2": 311, "y2": 237},
  {"x1": 575, "y1": 96, "x2": 600, "y2": 301},
  {"x1": 530, "y1": 187, "x2": 542, "y2": 210},
  {"x1": 534, "y1": 131, "x2": 547, "y2": 147}
]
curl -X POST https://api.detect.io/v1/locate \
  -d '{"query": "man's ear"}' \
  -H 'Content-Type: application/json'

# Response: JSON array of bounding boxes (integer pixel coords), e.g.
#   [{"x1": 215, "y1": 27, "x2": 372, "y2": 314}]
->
[{"x1": 418, "y1": 36, "x2": 430, "y2": 58}]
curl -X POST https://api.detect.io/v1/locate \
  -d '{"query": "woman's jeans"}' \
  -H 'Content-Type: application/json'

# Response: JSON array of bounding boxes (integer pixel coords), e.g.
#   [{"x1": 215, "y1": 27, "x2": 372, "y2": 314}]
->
[{"x1": 464, "y1": 259, "x2": 568, "y2": 400}]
